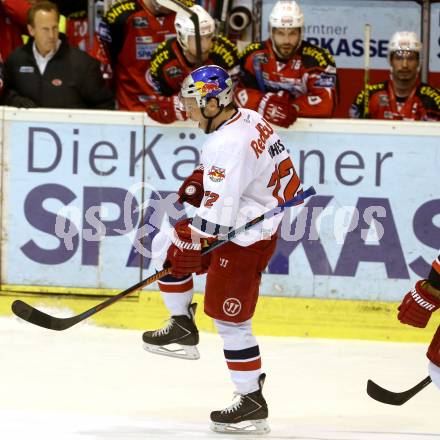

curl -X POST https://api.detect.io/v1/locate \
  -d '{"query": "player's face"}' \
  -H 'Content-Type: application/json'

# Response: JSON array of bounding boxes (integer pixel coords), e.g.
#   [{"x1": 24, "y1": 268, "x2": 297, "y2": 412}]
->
[
  {"x1": 181, "y1": 97, "x2": 203, "y2": 123},
  {"x1": 180, "y1": 97, "x2": 220, "y2": 131},
  {"x1": 272, "y1": 27, "x2": 301, "y2": 59},
  {"x1": 390, "y1": 51, "x2": 419, "y2": 82},
  {"x1": 186, "y1": 34, "x2": 214, "y2": 61},
  {"x1": 28, "y1": 10, "x2": 59, "y2": 56}
]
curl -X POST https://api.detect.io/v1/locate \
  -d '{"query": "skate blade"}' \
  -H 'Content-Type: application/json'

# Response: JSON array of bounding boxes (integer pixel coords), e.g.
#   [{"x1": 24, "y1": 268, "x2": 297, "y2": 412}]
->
[
  {"x1": 143, "y1": 342, "x2": 200, "y2": 360},
  {"x1": 210, "y1": 419, "x2": 270, "y2": 435}
]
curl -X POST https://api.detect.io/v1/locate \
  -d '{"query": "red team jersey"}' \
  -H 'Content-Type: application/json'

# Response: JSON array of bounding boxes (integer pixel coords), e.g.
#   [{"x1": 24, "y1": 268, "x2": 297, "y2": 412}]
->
[
  {"x1": 0, "y1": 0, "x2": 29, "y2": 61},
  {"x1": 105, "y1": 0, "x2": 177, "y2": 110},
  {"x1": 66, "y1": 7, "x2": 113, "y2": 83},
  {"x1": 238, "y1": 39, "x2": 338, "y2": 117},
  {"x1": 148, "y1": 35, "x2": 240, "y2": 96},
  {"x1": 350, "y1": 79, "x2": 440, "y2": 120},
  {"x1": 1, "y1": 0, "x2": 29, "y2": 25}
]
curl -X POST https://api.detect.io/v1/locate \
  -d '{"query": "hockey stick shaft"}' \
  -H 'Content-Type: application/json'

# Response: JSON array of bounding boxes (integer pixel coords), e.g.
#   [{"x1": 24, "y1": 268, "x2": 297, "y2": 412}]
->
[
  {"x1": 88, "y1": 0, "x2": 95, "y2": 49},
  {"x1": 12, "y1": 186, "x2": 315, "y2": 330},
  {"x1": 209, "y1": 186, "x2": 315, "y2": 253},
  {"x1": 363, "y1": 23, "x2": 371, "y2": 118},
  {"x1": 367, "y1": 375, "x2": 432, "y2": 405},
  {"x1": 216, "y1": 0, "x2": 232, "y2": 34}
]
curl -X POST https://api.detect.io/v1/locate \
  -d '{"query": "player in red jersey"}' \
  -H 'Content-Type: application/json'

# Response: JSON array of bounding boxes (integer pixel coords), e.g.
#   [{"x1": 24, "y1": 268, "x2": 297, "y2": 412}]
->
[
  {"x1": 236, "y1": 0, "x2": 337, "y2": 128},
  {"x1": 0, "y1": 0, "x2": 32, "y2": 61},
  {"x1": 350, "y1": 31, "x2": 440, "y2": 120},
  {"x1": 104, "y1": 0, "x2": 192, "y2": 110},
  {"x1": 398, "y1": 252, "x2": 440, "y2": 390},
  {"x1": 145, "y1": 4, "x2": 240, "y2": 124}
]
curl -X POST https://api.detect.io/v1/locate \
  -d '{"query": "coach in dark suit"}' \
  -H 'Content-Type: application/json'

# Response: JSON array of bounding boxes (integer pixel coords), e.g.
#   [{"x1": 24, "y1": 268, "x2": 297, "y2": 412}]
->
[{"x1": 2, "y1": 1, "x2": 114, "y2": 109}]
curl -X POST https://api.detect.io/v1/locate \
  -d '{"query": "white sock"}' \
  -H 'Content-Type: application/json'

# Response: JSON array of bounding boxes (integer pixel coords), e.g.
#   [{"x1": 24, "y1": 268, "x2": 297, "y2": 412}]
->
[
  {"x1": 214, "y1": 319, "x2": 261, "y2": 395},
  {"x1": 161, "y1": 290, "x2": 193, "y2": 317}
]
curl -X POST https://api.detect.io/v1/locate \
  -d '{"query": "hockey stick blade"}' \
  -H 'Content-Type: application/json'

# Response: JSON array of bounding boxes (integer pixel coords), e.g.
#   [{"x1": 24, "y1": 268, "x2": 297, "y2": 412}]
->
[
  {"x1": 12, "y1": 299, "x2": 82, "y2": 331},
  {"x1": 367, "y1": 376, "x2": 432, "y2": 405},
  {"x1": 11, "y1": 269, "x2": 170, "y2": 331},
  {"x1": 12, "y1": 186, "x2": 315, "y2": 331}
]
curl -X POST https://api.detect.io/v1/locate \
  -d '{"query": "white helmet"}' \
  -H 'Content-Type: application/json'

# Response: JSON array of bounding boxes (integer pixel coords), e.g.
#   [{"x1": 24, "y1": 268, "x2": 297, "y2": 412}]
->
[
  {"x1": 388, "y1": 31, "x2": 422, "y2": 57},
  {"x1": 269, "y1": 0, "x2": 304, "y2": 29},
  {"x1": 174, "y1": 4, "x2": 216, "y2": 51}
]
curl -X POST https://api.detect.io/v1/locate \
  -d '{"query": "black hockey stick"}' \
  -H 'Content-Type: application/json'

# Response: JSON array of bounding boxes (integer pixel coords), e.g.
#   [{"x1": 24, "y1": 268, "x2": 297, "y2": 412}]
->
[
  {"x1": 367, "y1": 375, "x2": 432, "y2": 405},
  {"x1": 12, "y1": 186, "x2": 316, "y2": 331}
]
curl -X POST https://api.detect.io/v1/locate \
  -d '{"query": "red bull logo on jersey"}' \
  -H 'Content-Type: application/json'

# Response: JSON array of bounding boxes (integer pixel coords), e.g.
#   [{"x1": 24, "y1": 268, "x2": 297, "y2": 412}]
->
[
  {"x1": 195, "y1": 80, "x2": 221, "y2": 97},
  {"x1": 250, "y1": 118, "x2": 275, "y2": 159},
  {"x1": 208, "y1": 166, "x2": 226, "y2": 182}
]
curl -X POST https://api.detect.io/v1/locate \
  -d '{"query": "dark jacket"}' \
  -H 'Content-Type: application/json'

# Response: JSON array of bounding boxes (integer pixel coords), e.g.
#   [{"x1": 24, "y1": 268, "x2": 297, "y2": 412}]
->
[{"x1": 3, "y1": 35, "x2": 114, "y2": 109}]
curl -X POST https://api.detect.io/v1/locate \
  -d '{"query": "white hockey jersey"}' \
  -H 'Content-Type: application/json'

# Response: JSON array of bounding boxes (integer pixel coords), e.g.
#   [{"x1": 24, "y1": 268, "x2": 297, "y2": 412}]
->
[{"x1": 190, "y1": 108, "x2": 301, "y2": 246}]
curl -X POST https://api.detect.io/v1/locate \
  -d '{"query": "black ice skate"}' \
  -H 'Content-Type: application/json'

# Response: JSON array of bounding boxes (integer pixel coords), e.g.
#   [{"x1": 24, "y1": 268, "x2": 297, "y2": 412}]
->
[
  {"x1": 210, "y1": 373, "x2": 270, "y2": 435},
  {"x1": 142, "y1": 303, "x2": 200, "y2": 360}
]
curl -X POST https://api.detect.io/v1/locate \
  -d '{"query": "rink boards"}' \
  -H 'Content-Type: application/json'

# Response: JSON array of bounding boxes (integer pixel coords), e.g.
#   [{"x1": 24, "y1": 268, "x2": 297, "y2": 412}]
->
[{"x1": 0, "y1": 107, "x2": 439, "y2": 340}]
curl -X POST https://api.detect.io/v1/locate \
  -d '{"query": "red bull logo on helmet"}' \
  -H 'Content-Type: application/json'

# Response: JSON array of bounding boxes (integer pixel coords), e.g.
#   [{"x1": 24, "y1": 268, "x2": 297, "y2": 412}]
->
[{"x1": 194, "y1": 80, "x2": 221, "y2": 97}]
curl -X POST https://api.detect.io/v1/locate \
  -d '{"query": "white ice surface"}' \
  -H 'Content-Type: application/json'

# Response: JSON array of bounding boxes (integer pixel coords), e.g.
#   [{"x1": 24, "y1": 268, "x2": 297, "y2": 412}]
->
[{"x1": 0, "y1": 315, "x2": 438, "y2": 440}]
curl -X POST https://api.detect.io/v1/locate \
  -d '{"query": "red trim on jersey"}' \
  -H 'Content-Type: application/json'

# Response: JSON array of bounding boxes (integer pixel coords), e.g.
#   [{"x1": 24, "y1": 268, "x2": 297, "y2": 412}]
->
[
  {"x1": 216, "y1": 110, "x2": 242, "y2": 131},
  {"x1": 226, "y1": 358, "x2": 262, "y2": 371},
  {"x1": 433, "y1": 258, "x2": 440, "y2": 275},
  {"x1": 225, "y1": 111, "x2": 242, "y2": 126},
  {"x1": 157, "y1": 277, "x2": 193, "y2": 293}
]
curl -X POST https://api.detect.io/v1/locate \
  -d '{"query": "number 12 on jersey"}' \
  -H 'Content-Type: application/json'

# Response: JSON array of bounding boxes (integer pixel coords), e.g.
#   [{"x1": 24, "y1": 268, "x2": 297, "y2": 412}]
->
[{"x1": 267, "y1": 157, "x2": 301, "y2": 205}]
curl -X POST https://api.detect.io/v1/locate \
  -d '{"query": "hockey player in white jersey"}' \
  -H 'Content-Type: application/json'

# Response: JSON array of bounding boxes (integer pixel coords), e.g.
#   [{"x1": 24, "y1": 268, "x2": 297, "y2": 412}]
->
[{"x1": 142, "y1": 64, "x2": 302, "y2": 434}]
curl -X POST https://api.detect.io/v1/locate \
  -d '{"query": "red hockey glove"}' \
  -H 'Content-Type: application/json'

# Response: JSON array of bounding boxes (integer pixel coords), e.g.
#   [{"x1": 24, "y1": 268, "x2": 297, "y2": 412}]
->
[
  {"x1": 427, "y1": 325, "x2": 440, "y2": 367},
  {"x1": 398, "y1": 280, "x2": 440, "y2": 328},
  {"x1": 258, "y1": 91, "x2": 297, "y2": 128},
  {"x1": 145, "y1": 95, "x2": 187, "y2": 124},
  {"x1": 178, "y1": 166, "x2": 204, "y2": 207},
  {"x1": 166, "y1": 219, "x2": 203, "y2": 278}
]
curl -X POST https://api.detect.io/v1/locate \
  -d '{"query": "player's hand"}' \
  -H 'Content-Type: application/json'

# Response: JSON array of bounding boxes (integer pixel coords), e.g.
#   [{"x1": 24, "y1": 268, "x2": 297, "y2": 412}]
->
[
  {"x1": 258, "y1": 91, "x2": 297, "y2": 128},
  {"x1": 166, "y1": 219, "x2": 203, "y2": 278},
  {"x1": 145, "y1": 95, "x2": 187, "y2": 124},
  {"x1": 178, "y1": 166, "x2": 204, "y2": 207},
  {"x1": 398, "y1": 280, "x2": 440, "y2": 328}
]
